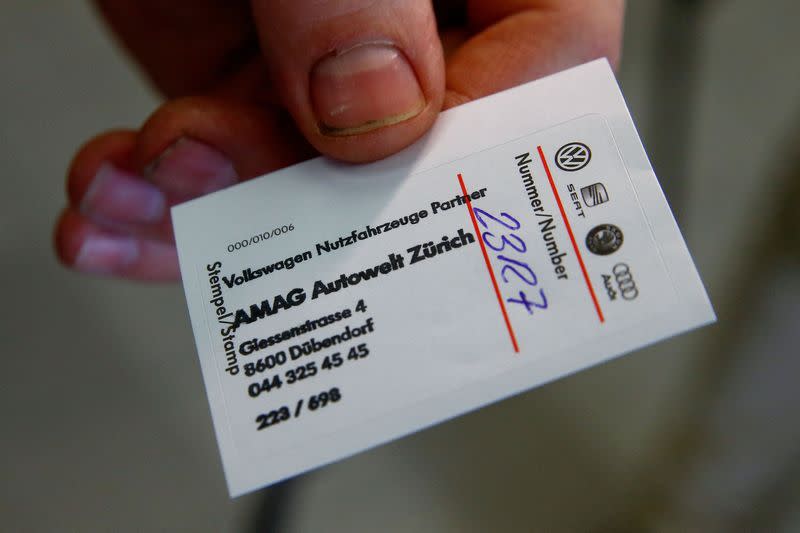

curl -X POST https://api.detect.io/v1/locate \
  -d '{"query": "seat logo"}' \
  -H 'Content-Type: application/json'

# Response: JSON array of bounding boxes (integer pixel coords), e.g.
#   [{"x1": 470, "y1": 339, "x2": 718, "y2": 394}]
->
[{"x1": 580, "y1": 182, "x2": 609, "y2": 207}]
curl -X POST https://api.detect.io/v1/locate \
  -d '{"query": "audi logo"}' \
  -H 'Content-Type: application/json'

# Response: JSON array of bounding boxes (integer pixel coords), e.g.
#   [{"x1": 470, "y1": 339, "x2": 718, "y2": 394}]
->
[{"x1": 612, "y1": 263, "x2": 639, "y2": 300}]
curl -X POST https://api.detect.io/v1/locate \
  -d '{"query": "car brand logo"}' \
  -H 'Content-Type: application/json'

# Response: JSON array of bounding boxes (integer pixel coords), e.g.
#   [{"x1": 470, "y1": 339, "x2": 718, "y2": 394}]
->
[
  {"x1": 586, "y1": 224, "x2": 624, "y2": 255},
  {"x1": 580, "y1": 182, "x2": 609, "y2": 207},
  {"x1": 612, "y1": 263, "x2": 638, "y2": 300},
  {"x1": 555, "y1": 142, "x2": 592, "y2": 172}
]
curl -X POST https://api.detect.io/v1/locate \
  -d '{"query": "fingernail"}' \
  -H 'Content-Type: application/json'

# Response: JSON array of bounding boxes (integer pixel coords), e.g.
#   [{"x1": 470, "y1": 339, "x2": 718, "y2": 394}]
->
[
  {"x1": 146, "y1": 138, "x2": 239, "y2": 201},
  {"x1": 311, "y1": 43, "x2": 426, "y2": 136},
  {"x1": 81, "y1": 164, "x2": 166, "y2": 224},
  {"x1": 74, "y1": 234, "x2": 138, "y2": 275}
]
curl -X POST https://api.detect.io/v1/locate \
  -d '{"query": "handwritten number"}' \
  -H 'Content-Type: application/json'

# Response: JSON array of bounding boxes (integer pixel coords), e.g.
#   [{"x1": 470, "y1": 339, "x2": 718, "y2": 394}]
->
[
  {"x1": 473, "y1": 207, "x2": 521, "y2": 231},
  {"x1": 472, "y1": 206, "x2": 548, "y2": 321},
  {"x1": 482, "y1": 231, "x2": 527, "y2": 254},
  {"x1": 507, "y1": 289, "x2": 548, "y2": 314},
  {"x1": 498, "y1": 255, "x2": 538, "y2": 286}
]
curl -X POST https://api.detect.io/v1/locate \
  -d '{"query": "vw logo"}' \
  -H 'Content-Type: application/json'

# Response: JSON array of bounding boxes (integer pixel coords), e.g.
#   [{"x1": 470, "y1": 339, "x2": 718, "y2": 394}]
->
[
  {"x1": 555, "y1": 142, "x2": 591, "y2": 172},
  {"x1": 613, "y1": 263, "x2": 639, "y2": 300}
]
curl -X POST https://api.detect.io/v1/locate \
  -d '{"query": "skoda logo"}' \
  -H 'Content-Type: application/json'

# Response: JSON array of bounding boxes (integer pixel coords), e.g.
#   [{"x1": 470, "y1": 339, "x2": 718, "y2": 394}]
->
[{"x1": 586, "y1": 224, "x2": 624, "y2": 255}]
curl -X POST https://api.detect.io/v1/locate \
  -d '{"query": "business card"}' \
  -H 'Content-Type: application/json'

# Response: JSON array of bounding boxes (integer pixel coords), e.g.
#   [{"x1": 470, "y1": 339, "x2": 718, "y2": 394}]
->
[{"x1": 172, "y1": 59, "x2": 715, "y2": 497}]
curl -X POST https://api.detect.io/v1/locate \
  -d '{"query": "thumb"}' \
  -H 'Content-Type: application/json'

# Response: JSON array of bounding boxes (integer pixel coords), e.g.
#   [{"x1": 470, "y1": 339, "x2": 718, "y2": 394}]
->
[{"x1": 250, "y1": 0, "x2": 445, "y2": 162}]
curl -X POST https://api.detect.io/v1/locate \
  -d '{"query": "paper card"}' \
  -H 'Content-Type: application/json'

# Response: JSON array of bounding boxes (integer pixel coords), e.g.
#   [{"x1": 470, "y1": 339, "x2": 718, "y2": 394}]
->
[{"x1": 172, "y1": 59, "x2": 715, "y2": 497}]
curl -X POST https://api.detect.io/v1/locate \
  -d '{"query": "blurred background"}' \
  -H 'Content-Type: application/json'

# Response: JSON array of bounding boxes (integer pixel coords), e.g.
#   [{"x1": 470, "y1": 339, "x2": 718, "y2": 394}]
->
[{"x1": 2, "y1": 1, "x2": 799, "y2": 531}]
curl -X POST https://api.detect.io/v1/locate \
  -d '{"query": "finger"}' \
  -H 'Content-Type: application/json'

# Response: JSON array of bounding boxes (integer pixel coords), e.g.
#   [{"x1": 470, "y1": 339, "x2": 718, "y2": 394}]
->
[
  {"x1": 55, "y1": 209, "x2": 180, "y2": 282},
  {"x1": 132, "y1": 96, "x2": 316, "y2": 182},
  {"x1": 69, "y1": 96, "x2": 314, "y2": 222},
  {"x1": 65, "y1": 130, "x2": 174, "y2": 249},
  {"x1": 67, "y1": 131, "x2": 220, "y2": 242},
  {"x1": 67, "y1": 131, "x2": 168, "y2": 229},
  {"x1": 444, "y1": 0, "x2": 625, "y2": 108},
  {"x1": 250, "y1": 0, "x2": 445, "y2": 162},
  {"x1": 67, "y1": 129, "x2": 138, "y2": 206},
  {"x1": 62, "y1": 98, "x2": 315, "y2": 284},
  {"x1": 93, "y1": 0, "x2": 258, "y2": 97},
  {"x1": 60, "y1": 126, "x2": 243, "y2": 281}
]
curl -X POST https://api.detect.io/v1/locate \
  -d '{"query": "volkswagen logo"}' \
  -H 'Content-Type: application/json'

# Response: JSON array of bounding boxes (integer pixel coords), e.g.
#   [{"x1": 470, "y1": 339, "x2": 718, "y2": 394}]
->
[
  {"x1": 612, "y1": 263, "x2": 639, "y2": 300},
  {"x1": 555, "y1": 142, "x2": 592, "y2": 172}
]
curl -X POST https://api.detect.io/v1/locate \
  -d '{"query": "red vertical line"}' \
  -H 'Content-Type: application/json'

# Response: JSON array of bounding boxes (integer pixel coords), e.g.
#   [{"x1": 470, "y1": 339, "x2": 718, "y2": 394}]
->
[
  {"x1": 537, "y1": 146, "x2": 605, "y2": 323},
  {"x1": 457, "y1": 173, "x2": 520, "y2": 353}
]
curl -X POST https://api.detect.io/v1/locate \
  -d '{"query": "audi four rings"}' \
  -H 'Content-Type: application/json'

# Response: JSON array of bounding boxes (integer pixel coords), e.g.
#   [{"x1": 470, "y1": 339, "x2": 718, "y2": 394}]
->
[{"x1": 612, "y1": 263, "x2": 638, "y2": 300}]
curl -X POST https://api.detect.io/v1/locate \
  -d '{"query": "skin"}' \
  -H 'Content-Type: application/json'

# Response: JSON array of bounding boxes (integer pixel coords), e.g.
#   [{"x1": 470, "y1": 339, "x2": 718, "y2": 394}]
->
[{"x1": 55, "y1": 0, "x2": 625, "y2": 281}]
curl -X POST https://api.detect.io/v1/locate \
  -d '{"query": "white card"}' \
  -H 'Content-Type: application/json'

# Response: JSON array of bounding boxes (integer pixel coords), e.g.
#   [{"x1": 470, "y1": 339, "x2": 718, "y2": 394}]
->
[{"x1": 172, "y1": 59, "x2": 715, "y2": 497}]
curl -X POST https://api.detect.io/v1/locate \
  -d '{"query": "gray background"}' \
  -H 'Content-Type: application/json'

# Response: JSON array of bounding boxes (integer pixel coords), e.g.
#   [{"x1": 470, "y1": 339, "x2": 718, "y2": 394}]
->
[{"x1": 2, "y1": 1, "x2": 800, "y2": 531}]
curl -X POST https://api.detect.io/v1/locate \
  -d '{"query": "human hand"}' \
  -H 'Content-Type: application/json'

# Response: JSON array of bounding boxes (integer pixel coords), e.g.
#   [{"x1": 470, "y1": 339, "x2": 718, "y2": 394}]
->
[{"x1": 55, "y1": 0, "x2": 624, "y2": 281}]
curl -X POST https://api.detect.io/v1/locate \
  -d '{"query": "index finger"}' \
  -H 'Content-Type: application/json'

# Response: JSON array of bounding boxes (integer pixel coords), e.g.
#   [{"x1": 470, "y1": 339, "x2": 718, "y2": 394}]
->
[{"x1": 445, "y1": 0, "x2": 625, "y2": 108}]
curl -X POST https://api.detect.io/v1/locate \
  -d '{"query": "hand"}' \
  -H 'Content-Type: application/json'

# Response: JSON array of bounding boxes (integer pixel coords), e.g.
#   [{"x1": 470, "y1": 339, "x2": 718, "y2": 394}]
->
[{"x1": 55, "y1": 0, "x2": 624, "y2": 281}]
